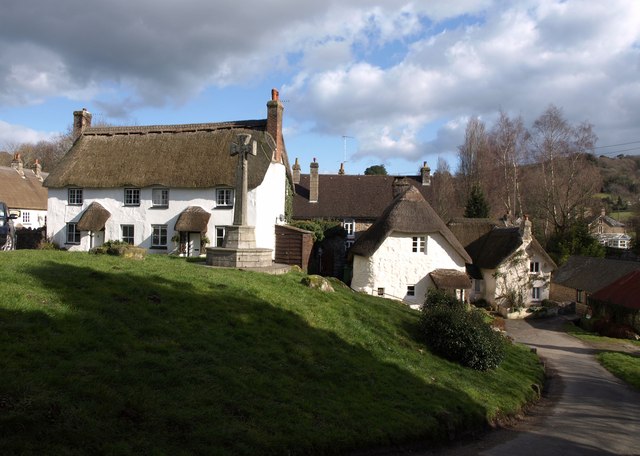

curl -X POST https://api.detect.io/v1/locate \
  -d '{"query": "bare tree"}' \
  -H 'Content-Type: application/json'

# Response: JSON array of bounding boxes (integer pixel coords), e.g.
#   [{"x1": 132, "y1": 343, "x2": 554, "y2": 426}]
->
[
  {"x1": 526, "y1": 105, "x2": 601, "y2": 238},
  {"x1": 488, "y1": 111, "x2": 528, "y2": 218}
]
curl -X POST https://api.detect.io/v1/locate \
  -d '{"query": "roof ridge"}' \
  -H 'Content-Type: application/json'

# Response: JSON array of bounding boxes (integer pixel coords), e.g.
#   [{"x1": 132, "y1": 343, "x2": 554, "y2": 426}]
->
[{"x1": 83, "y1": 119, "x2": 267, "y2": 136}]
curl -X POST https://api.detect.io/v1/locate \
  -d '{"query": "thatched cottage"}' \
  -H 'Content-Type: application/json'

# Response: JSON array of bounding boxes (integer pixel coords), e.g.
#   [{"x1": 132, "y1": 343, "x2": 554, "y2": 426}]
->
[
  {"x1": 0, "y1": 154, "x2": 48, "y2": 229},
  {"x1": 349, "y1": 186, "x2": 471, "y2": 308},
  {"x1": 447, "y1": 217, "x2": 556, "y2": 310},
  {"x1": 44, "y1": 90, "x2": 290, "y2": 255}
]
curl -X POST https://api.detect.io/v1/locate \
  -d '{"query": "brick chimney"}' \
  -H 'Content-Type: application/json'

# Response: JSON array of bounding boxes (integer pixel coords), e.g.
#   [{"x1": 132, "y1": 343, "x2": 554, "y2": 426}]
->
[
  {"x1": 309, "y1": 158, "x2": 319, "y2": 203},
  {"x1": 338, "y1": 163, "x2": 345, "y2": 175},
  {"x1": 420, "y1": 161, "x2": 431, "y2": 186},
  {"x1": 73, "y1": 108, "x2": 92, "y2": 140},
  {"x1": 34, "y1": 159, "x2": 43, "y2": 182},
  {"x1": 266, "y1": 88, "x2": 284, "y2": 163},
  {"x1": 292, "y1": 157, "x2": 301, "y2": 184},
  {"x1": 11, "y1": 153, "x2": 24, "y2": 178}
]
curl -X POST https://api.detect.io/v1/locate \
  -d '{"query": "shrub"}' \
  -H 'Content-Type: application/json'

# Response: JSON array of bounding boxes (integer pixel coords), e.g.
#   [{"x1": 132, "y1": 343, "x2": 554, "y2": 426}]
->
[
  {"x1": 472, "y1": 298, "x2": 491, "y2": 310},
  {"x1": 91, "y1": 241, "x2": 145, "y2": 259},
  {"x1": 423, "y1": 288, "x2": 463, "y2": 310},
  {"x1": 419, "y1": 304, "x2": 506, "y2": 371}
]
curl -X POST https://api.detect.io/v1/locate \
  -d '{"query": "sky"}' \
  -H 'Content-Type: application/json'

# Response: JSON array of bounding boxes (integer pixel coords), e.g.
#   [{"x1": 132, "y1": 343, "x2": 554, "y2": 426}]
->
[{"x1": 0, "y1": 0, "x2": 639, "y2": 175}]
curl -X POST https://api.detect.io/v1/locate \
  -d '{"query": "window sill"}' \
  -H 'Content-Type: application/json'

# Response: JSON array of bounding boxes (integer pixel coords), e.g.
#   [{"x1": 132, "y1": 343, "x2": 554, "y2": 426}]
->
[
  {"x1": 214, "y1": 206, "x2": 233, "y2": 210},
  {"x1": 150, "y1": 205, "x2": 169, "y2": 209}
]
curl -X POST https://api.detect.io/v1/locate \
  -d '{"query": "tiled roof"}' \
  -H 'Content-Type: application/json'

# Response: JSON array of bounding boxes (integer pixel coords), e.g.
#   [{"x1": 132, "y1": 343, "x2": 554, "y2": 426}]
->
[
  {"x1": 552, "y1": 255, "x2": 640, "y2": 294},
  {"x1": 590, "y1": 270, "x2": 640, "y2": 310},
  {"x1": 292, "y1": 174, "x2": 432, "y2": 220}
]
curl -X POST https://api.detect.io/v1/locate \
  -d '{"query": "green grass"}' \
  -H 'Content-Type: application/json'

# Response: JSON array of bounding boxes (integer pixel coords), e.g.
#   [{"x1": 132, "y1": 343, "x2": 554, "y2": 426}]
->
[
  {"x1": 565, "y1": 323, "x2": 640, "y2": 390},
  {"x1": 0, "y1": 251, "x2": 544, "y2": 455}
]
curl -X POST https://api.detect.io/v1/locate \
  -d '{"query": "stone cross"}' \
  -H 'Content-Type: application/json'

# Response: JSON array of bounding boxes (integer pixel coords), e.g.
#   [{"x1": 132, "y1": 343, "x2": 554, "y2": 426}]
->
[{"x1": 230, "y1": 133, "x2": 257, "y2": 226}]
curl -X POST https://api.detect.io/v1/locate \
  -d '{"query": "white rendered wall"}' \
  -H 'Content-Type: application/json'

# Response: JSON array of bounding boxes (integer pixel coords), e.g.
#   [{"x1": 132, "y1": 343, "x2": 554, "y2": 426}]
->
[
  {"x1": 251, "y1": 162, "x2": 286, "y2": 256},
  {"x1": 351, "y1": 232, "x2": 467, "y2": 305},
  {"x1": 14, "y1": 209, "x2": 47, "y2": 229},
  {"x1": 47, "y1": 180, "x2": 283, "y2": 254}
]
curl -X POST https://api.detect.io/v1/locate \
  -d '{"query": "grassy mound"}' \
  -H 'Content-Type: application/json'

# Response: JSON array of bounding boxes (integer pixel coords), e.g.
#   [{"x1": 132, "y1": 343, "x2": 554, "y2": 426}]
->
[{"x1": 0, "y1": 251, "x2": 543, "y2": 455}]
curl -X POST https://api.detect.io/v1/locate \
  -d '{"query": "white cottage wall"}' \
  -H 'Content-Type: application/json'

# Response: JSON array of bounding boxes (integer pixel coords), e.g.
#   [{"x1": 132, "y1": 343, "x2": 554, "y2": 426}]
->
[
  {"x1": 351, "y1": 231, "x2": 467, "y2": 305},
  {"x1": 251, "y1": 162, "x2": 286, "y2": 256}
]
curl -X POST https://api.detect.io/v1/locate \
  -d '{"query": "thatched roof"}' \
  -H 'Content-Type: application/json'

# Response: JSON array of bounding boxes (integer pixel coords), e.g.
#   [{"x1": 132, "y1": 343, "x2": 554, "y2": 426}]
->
[
  {"x1": 293, "y1": 174, "x2": 433, "y2": 220},
  {"x1": 553, "y1": 255, "x2": 640, "y2": 294},
  {"x1": 175, "y1": 206, "x2": 211, "y2": 232},
  {"x1": 76, "y1": 202, "x2": 111, "y2": 231},
  {"x1": 0, "y1": 166, "x2": 48, "y2": 210},
  {"x1": 590, "y1": 270, "x2": 640, "y2": 310},
  {"x1": 447, "y1": 218, "x2": 555, "y2": 270},
  {"x1": 44, "y1": 123, "x2": 277, "y2": 189},
  {"x1": 429, "y1": 269, "x2": 471, "y2": 290},
  {"x1": 350, "y1": 186, "x2": 471, "y2": 263}
]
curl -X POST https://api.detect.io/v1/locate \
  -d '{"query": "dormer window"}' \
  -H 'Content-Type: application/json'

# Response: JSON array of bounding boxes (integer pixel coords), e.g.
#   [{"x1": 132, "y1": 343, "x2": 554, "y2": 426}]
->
[
  {"x1": 124, "y1": 188, "x2": 140, "y2": 206},
  {"x1": 529, "y1": 261, "x2": 540, "y2": 273},
  {"x1": 68, "y1": 188, "x2": 83, "y2": 205},
  {"x1": 152, "y1": 188, "x2": 169, "y2": 207},
  {"x1": 216, "y1": 188, "x2": 234, "y2": 207}
]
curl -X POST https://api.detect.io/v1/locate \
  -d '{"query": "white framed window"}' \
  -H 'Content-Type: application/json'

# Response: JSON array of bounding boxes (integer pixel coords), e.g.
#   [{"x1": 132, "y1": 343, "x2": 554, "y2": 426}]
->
[
  {"x1": 529, "y1": 261, "x2": 540, "y2": 273},
  {"x1": 124, "y1": 188, "x2": 140, "y2": 206},
  {"x1": 216, "y1": 188, "x2": 234, "y2": 207},
  {"x1": 577, "y1": 289, "x2": 583, "y2": 303},
  {"x1": 532, "y1": 287, "x2": 541, "y2": 300},
  {"x1": 68, "y1": 188, "x2": 83, "y2": 205},
  {"x1": 377, "y1": 287, "x2": 385, "y2": 297},
  {"x1": 343, "y1": 219, "x2": 355, "y2": 239},
  {"x1": 407, "y1": 285, "x2": 415, "y2": 297},
  {"x1": 151, "y1": 225, "x2": 168, "y2": 248},
  {"x1": 152, "y1": 188, "x2": 169, "y2": 207},
  {"x1": 121, "y1": 225, "x2": 134, "y2": 244},
  {"x1": 66, "y1": 223, "x2": 80, "y2": 244},
  {"x1": 412, "y1": 236, "x2": 426, "y2": 253},
  {"x1": 22, "y1": 211, "x2": 31, "y2": 224},
  {"x1": 215, "y1": 226, "x2": 226, "y2": 247}
]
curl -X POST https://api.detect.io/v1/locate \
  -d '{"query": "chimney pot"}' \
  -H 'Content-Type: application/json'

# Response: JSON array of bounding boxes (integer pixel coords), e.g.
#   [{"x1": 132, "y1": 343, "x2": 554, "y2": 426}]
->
[
  {"x1": 339, "y1": 162, "x2": 345, "y2": 175},
  {"x1": 421, "y1": 161, "x2": 431, "y2": 186}
]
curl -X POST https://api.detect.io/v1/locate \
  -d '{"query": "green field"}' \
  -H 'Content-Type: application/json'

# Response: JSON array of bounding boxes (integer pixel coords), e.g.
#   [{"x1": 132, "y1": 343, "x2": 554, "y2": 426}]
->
[{"x1": 0, "y1": 251, "x2": 544, "y2": 455}]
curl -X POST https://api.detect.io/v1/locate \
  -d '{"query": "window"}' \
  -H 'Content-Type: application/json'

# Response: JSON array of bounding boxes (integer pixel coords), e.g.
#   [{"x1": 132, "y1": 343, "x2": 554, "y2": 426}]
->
[
  {"x1": 151, "y1": 225, "x2": 168, "y2": 248},
  {"x1": 216, "y1": 188, "x2": 234, "y2": 207},
  {"x1": 66, "y1": 223, "x2": 80, "y2": 244},
  {"x1": 532, "y1": 287, "x2": 541, "y2": 300},
  {"x1": 22, "y1": 211, "x2": 30, "y2": 224},
  {"x1": 121, "y1": 225, "x2": 134, "y2": 244},
  {"x1": 215, "y1": 226, "x2": 226, "y2": 247},
  {"x1": 377, "y1": 287, "x2": 385, "y2": 297},
  {"x1": 343, "y1": 219, "x2": 355, "y2": 239},
  {"x1": 124, "y1": 188, "x2": 140, "y2": 206},
  {"x1": 68, "y1": 188, "x2": 83, "y2": 205},
  {"x1": 152, "y1": 188, "x2": 169, "y2": 207},
  {"x1": 345, "y1": 240, "x2": 355, "y2": 250},
  {"x1": 407, "y1": 285, "x2": 415, "y2": 297},
  {"x1": 577, "y1": 289, "x2": 583, "y2": 303},
  {"x1": 474, "y1": 279, "x2": 482, "y2": 292},
  {"x1": 530, "y1": 261, "x2": 540, "y2": 273},
  {"x1": 412, "y1": 236, "x2": 426, "y2": 253}
]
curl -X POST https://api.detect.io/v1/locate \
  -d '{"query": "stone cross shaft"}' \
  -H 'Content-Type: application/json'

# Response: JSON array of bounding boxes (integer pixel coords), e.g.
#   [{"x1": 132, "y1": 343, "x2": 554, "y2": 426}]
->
[{"x1": 230, "y1": 133, "x2": 257, "y2": 226}]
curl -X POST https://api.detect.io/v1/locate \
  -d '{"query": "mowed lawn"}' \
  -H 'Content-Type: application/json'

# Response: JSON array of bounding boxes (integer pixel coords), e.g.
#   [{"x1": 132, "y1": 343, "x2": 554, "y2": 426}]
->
[{"x1": 0, "y1": 251, "x2": 544, "y2": 455}]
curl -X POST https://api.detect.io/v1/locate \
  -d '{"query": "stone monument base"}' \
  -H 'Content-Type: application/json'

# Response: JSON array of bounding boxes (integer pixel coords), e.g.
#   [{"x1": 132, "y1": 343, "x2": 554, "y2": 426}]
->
[{"x1": 205, "y1": 246, "x2": 273, "y2": 268}]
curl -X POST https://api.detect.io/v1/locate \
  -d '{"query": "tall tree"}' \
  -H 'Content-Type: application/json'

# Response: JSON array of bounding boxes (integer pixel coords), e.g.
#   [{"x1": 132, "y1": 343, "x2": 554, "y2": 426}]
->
[
  {"x1": 431, "y1": 156, "x2": 458, "y2": 222},
  {"x1": 464, "y1": 183, "x2": 490, "y2": 218},
  {"x1": 457, "y1": 117, "x2": 489, "y2": 199},
  {"x1": 488, "y1": 111, "x2": 528, "y2": 218},
  {"x1": 527, "y1": 105, "x2": 601, "y2": 239}
]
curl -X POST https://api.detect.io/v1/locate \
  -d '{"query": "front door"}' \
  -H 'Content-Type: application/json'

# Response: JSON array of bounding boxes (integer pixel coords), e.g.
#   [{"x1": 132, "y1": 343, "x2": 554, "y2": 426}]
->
[
  {"x1": 188, "y1": 232, "x2": 201, "y2": 257},
  {"x1": 94, "y1": 230, "x2": 105, "y2": 248}
]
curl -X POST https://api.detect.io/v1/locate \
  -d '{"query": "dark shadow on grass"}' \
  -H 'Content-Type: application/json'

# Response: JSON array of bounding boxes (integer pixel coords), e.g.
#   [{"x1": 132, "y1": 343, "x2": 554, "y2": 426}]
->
[{"x1": 1, "y1": 260, "x2": 492, "y2": 456}]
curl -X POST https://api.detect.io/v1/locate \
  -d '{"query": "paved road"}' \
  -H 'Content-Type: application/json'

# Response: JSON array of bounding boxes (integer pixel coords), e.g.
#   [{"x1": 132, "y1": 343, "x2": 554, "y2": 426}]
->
[{"x1": 427, "y1": 317, "x2": 640, "y2": 456}]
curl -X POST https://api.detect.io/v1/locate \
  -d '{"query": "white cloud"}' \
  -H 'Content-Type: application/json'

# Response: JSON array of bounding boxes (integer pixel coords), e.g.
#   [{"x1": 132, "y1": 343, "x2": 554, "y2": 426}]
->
[{"x1": 0, "y1": 121, "x2": 56, "y2": 149}]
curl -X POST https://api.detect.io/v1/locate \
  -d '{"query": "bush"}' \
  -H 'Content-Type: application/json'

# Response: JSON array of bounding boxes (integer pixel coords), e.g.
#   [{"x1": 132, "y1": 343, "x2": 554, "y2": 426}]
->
[
  {"x1": 91, "y1": 241, "x2": 145, "y2": 259},
  {"x1": 423, "y1": 288, "x2": 463, "y2": 310},
  {"x1": 419, "y1": 304, "x2": 506, "y2": 371}
]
